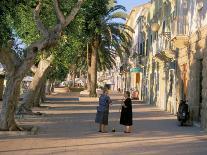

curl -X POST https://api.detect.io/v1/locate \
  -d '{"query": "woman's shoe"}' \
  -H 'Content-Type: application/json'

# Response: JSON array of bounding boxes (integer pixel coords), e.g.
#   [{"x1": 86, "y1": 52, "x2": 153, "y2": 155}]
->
[{"x1": 124, "y1": 131, "x2": 131, "y2": 133}]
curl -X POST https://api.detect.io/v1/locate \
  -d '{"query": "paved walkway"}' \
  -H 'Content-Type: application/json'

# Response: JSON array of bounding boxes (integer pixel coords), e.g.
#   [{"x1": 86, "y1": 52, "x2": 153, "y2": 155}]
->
[{"x1": 0, "y1": 92, "x2": 207, "y2": 155}]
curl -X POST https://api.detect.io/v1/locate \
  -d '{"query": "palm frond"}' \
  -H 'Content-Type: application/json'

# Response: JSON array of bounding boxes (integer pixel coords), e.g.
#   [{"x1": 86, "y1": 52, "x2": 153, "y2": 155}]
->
[
  {"x1": 107, "y1": 5, "x2": 127, "y2": 15},
  {"x1": 106, "y1": 11, "x2": 128, "y2": 21}
]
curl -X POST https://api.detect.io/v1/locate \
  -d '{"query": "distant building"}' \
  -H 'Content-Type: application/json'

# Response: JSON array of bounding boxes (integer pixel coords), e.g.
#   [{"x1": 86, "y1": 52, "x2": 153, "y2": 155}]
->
[{"x1": 126, "y1": 3, "x2": 151, "y2": 100}]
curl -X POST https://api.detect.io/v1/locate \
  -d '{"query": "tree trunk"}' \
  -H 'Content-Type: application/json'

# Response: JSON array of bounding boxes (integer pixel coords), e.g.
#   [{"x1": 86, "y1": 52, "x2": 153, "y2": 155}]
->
[
  {"x1": 87, "y1": 43, "x2": 91, "y2": 91},
  {"x1": 17, "y1": 57, "x2": 52, "y2": 114},
  {"x1": 45, "y1": 79, "x2": 54, "y2": 95},
  {"x1": 40, "y1": 82, "x2": 46, "y2": 102},
  {"x1": 33, "y1": 78, "x2": 46, "y2": 107},
  {"x1": 88, "y1": 40, "x2": 99, "y2": 97},
  {"x1": 72, "y1": 72, "x2": 76, "y2": 87},
  {"x1": 87, "y1": 67, "x2": 91, "y2": 91},
  {"x1": 0, "y1": 75, "x2": 22, "y2": 131},
  {"x1": 69, "y1": 65, "x2": 77, "y2": 87}
]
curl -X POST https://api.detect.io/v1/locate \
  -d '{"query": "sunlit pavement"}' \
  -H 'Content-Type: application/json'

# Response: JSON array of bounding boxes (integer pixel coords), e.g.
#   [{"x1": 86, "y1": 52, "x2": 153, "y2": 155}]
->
[{"x1": 0, "y1": 92, "x2": 207, "y2": 155}]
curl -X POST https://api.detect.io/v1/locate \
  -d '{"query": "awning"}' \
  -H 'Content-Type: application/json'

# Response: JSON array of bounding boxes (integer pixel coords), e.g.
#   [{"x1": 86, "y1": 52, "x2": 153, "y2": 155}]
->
[{"x1": 130, "y1": 67, "x2": 142, "y2": 73}]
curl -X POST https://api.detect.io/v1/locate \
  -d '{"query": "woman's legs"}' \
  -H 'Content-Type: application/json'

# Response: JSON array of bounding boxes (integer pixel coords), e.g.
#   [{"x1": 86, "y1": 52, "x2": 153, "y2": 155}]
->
[
  {"x1": 125, "y1": 125, "x2": 132, "y2": 133},
  {"x1": 98, "y1": 124, "x2": 107, "y2": 132},
  {"x1": 98, "y1": 124, "x2": 102, "y2": 132},
  {"x1": 101, "y1": 124, "x2": 108, "y2": 132}
]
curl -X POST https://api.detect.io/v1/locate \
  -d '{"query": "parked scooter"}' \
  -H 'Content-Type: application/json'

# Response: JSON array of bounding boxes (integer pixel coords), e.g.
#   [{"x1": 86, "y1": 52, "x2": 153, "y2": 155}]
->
[{"x1": 177, "y1": 100, "x2": 189, "y2": 126}]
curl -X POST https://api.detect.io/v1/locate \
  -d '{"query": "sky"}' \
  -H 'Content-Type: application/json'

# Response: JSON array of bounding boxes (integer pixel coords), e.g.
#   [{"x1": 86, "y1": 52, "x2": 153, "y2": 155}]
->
[{"x1": 117, "y1": 0, "x2": 150, "y2": 12}]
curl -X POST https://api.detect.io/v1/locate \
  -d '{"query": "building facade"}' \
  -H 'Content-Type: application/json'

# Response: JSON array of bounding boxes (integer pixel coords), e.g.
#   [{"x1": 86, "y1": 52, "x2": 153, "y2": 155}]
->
[
  {"x1": 128, "y1": 0, "x2": 207, "y2": 129},
  {"x1": 126, "y1": 3, "x2": 151, "y2": 100}
]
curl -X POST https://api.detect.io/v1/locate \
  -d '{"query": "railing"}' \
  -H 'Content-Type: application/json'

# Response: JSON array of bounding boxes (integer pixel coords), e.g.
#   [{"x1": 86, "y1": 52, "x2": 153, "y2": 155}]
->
[
  {"x1": 152, "y1": 34, "x2": 172, "y2": 56},
  {"x1": 158, "y1": 34, "x2": 172, "y2": 52},
  {"x1": 171, "y1": 16, "x2": 189, "y2": 37}
]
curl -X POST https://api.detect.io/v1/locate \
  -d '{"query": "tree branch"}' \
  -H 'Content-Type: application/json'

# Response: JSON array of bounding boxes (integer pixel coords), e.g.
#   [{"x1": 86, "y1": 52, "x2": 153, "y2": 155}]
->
[
  {"x1": 54, "y1": 0, "x2": 66, "y2": 26},
  {"x1": 15, "y1": 0, "x2": 85, "y2": 78},
  {"x1": 0, "y1": 48, "x2": 13, "y2": 72},
  {"x1": 0, "y1": 41, "x2": 22, "y2": 72},
  {"x1": 34, "y1": 0, "x2": 49, "y2": 37},
  {"x1": 65, "y1": 0, "x2": 84, "y2": 27},
  {"x1": 54, "y1": 0, "x2": 84, "y2": 28},
  {"x1": 16, "y1": 37, "x2": 51, "y2": 77}
]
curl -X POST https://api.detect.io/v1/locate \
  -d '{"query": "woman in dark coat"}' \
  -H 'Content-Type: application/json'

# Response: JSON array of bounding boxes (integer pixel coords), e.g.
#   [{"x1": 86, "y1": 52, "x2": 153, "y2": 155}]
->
[{"x1": 120, "y1": 91, "x2": 132, "y2": 133}]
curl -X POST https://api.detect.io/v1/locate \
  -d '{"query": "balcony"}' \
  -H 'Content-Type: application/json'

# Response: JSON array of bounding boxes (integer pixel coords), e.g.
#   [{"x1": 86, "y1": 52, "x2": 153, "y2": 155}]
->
[
  {"x1": 152, "y1": 34, "x2": 175, "y2": 61},
  {"x1": 171, "y1": 35, "x2": 189, "y2": 49},
  {"x1": 171, "y1": 15, "x2": 189, "y2": 48}
]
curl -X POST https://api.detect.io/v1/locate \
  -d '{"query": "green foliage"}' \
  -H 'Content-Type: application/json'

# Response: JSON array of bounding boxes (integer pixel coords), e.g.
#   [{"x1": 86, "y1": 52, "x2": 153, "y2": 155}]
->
[
  {"x1": 48, "y1": 62, "x2": 68, "y2": 81},
  {"x1": 40, "y1": 0, "x2": 57, "y2": 29},
  {"x1": 80, "y1": 0, "x2": 109, "y2": 40},
  {"x1": 57, "y1": 0, "x2": 132, "y2": 72},
  {"x1": 89, "y1": 2, "x2": 132, "y2": 71},
  {"x1": 0, "y1": 0, "x2": 17, "y2": 45},
  {"x1": 0, "y1": 0, "x2": 40, "y2": 45},
  {"x1": 0, "y1": 0, "x2": 132, "y2": 88},
  {"x1": 59, "y1": 0, "x2": 77, "y2": 16},
  {"x1": 14, "y1": 4, "x2": 39, "y2": 45}
]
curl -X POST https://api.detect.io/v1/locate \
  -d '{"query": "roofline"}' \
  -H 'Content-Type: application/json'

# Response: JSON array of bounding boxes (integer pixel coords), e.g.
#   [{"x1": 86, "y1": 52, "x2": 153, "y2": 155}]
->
[{"x1": 126, "y1": 2, "x2": 151, "y2": 25}]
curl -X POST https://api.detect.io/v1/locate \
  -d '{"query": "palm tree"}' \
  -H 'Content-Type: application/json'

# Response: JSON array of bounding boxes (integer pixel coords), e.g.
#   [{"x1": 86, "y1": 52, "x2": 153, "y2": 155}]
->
[{"x1": 87, "y1": 2, "x2": 133, "y2": 97}]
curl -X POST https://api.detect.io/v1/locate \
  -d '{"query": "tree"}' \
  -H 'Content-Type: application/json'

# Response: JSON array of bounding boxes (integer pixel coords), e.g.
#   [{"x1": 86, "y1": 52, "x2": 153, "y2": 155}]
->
[
  {"x1": 18, "y1": 19, "x2": 87, "y2": 114},
  {"x1": 85, "y1": 2, "x2": 132, "y2": 97},
  {"x1": 0, "y1": 0, "x2": 84, "y2": 131},
  {"x1": 17, "y1": 53, "x2": 53, "y2": 114}
]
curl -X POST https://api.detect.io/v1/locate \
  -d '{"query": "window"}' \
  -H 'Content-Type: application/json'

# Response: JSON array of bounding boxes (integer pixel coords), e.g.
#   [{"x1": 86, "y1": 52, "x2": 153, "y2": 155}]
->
[
  {"x1": 143, "y1": 41, "x2": 145, "y2": 56},
  {"x1": 162, "y1": 21, "x2": 166, "y2": 32},
  {"x1": 140, "y1": 43, "x2": 143, "y2": 55},
  {"x1": 146, "y1": 39, "x2": 149, "y2": 56}
]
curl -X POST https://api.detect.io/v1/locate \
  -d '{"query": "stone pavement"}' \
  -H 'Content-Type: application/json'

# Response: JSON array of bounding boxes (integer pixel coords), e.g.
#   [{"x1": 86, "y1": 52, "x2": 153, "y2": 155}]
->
[{"x1": 0, "y1": 92, "x2": 207, "y2": 155}]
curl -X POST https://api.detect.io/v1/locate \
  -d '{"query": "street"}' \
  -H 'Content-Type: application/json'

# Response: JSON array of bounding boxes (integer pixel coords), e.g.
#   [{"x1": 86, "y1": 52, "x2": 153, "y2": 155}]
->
[{"x1": 0, "y1": 92, "x2": 207, "y2": 155}]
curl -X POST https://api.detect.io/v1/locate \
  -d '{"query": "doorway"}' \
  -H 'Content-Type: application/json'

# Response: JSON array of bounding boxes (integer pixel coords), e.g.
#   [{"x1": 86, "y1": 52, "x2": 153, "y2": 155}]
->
[
  {"x1": 198, "y1": 59, "x2": 203, "y2": 122},
  {"x1": 182, "y1": 63, "x2": 188, "y2": 100}
]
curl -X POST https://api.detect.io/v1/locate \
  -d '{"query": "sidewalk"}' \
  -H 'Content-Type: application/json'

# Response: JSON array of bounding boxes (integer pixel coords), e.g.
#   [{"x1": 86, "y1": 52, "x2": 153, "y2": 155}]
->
[{"x1": 0, "y1": 92, "x2": 207, "y2": 155}]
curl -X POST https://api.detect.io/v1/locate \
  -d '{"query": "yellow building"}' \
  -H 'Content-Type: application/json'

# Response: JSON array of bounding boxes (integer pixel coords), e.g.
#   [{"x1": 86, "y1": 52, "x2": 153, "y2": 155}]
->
[
  {"x1": 126, "y1": 3, "x2": 151, "y2": 100},
  {"x1": 129, "y1": 0, "x2": 207, "y2": 129}
]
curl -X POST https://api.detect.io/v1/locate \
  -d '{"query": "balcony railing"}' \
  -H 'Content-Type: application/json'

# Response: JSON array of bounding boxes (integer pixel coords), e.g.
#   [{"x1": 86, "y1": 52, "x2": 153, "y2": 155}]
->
[
  {"x1": 171, "y1": 14, "x2": 189, "y2": 48},
  {"x1": 152, "y1": 34, "x2": 172, "y2": 54},
  {"x1": 152, "y1": 34, "x2": 175, "y2": 60}
]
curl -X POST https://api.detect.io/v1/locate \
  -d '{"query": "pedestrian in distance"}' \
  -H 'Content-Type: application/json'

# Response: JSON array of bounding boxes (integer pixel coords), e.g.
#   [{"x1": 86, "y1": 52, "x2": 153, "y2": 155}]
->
[
  {"x1": 120, "y1": 91, "x2": 133, "y2": 133},
  {"x1": 95, "y1": 88, "x2": 112, "y2": 133}
]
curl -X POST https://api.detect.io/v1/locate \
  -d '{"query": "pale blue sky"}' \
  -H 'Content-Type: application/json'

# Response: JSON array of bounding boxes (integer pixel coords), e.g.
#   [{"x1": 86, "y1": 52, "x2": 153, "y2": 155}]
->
[{"x1": 117, "y1": 0, "x2": 150, "y2": 12}]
